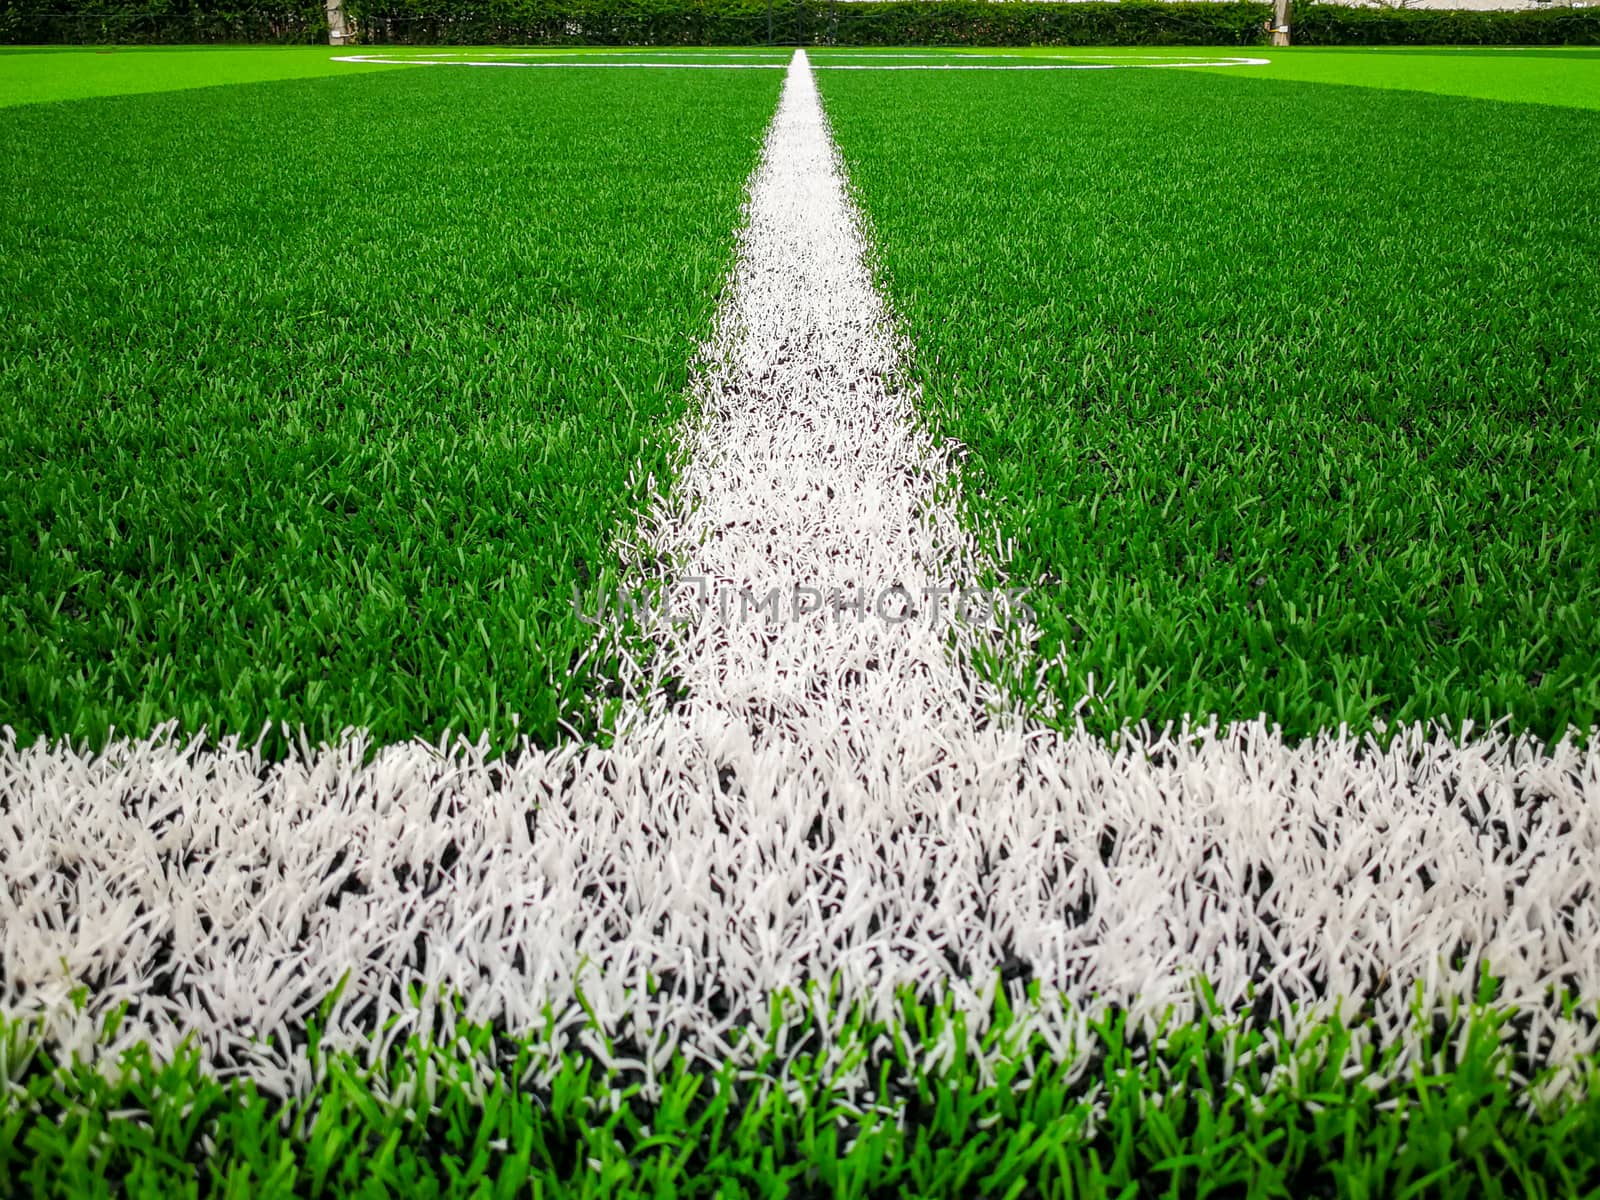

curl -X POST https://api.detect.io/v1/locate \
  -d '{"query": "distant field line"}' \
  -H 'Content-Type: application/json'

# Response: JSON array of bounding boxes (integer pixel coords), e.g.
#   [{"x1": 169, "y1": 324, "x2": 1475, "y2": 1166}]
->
[
  {"x1": 332, "y1": 54, "x2": 787, "y2": 69},
  {"x1": 333, "y1": 52, "x2": 1270, "y2": 70},
  {"x1": 334, "y1": 49, "x2": 1223, "y2": 59},
  {"x1": 361, "y1": 49, "x2": 792, "y2": 58},
  {"x1": 812, "y1": 57, "x2": 1269, "y2": 70}
]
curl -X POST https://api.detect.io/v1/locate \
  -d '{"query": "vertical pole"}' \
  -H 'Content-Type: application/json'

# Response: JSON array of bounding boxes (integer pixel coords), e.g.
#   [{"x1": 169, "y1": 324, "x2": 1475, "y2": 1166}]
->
[
  {"x1": 326, "y1": 0, "x2": 349, "y2": 43},
  {"x1": 1272, "y1": 0, "x2": 1290, "y2": 46},
  {"x1": 767, "y1": 0, "x2": 773, "y2": 45}
]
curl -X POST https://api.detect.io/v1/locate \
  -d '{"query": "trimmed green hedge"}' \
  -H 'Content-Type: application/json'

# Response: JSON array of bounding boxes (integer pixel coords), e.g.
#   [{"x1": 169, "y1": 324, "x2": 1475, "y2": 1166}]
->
[
  {"x1": 326, "y1": 0, "x2": 1600, "y2": 49},
  {"x1": 1297, "y1": 3, "x2": 1600, "y2": 46},
  {"x1": 7, "y1": 0, "x2": 1600, "y2": 49},
  {"x1": 349, "y1": 0, "x2": 774, "y2": 47},
  {"x1": 0, "y1": 0, "x2": 324, "y2": 42},
  {"x1": 834, "y1": 0, "x2": 1271, "y2": 46},
  {"x1": 346, "y1": 0, "x2": 1275, "y2": 47}
]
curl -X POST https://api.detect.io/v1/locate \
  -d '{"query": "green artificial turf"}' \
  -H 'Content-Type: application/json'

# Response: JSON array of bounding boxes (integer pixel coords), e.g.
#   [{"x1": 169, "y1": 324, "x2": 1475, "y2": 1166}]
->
[
  {"x1": 818, "y1": 67, "x2": 1600, "y2": 743},
  {"x1": 4, "y1": 986, "x2": 1598, "y2": 1199},
  {"x1": 1208, "y1": 46, "x2": 1600, "y2": 110},
  {"x1": 803, "y1": 45, "x2": 1600, "y2": 111},
  {"x1": 0, "y1": 46, "x2": 403, "y2": 108},
  {"x1": 6, "y1": 44, "x2": 1599, "y2": 112},
  {"x1": 0, "y1": 66, "x2": 779, "y2": 754}
]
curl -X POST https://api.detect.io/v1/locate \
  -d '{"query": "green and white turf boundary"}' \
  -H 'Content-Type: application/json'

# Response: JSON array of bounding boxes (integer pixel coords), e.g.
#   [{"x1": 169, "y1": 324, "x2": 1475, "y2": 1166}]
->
[{"x1": 3, "y1": 51, "x2": 1599, "y2": 1188}]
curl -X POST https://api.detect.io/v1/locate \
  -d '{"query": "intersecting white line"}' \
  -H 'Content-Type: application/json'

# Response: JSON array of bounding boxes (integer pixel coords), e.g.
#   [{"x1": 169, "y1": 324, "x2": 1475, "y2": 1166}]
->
[{"x1": 332, "y1": 51, "x2": 1270, "y2": 70}]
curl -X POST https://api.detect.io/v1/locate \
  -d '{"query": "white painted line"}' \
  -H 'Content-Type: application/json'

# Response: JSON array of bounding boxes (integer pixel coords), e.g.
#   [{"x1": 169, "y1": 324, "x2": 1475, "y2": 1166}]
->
[
  {"x1": 355, "y1": 49, "x2": 1229, "y2": 60},
  {"x1": 333, "y1": 51, "x2": 1270, "y2": 71},
  {"x1": 812, "y1": 58, "x2": 1269, "y2": 70},
  {"x1": 5, "y1": 49, "x2": 1597, "y2": 1109},
  {"x1": 378, "y1": 48, "x2": 793, "y2": 57},
  {"x1": 813, "y1": 51, "x2": 1248, "y2": 59},
  {"x1": 334, "y1": 53, "x2": 787, "y2": 68}
]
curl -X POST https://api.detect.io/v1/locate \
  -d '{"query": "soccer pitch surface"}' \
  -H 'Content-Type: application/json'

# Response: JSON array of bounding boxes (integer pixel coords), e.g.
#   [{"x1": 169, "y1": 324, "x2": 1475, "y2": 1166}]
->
[{"x1": 2, "y1": 43, "x2": 1600, "y2": 1197}]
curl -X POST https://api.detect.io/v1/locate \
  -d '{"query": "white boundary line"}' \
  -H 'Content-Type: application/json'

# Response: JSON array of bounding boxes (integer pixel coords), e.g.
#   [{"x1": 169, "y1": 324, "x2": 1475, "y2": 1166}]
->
[
  {"x1": 338, "y1": 48, "x2": 1237, "y2": 59},
  {"x1": 814, "y1": 58, "x2": 1269, "y2": 70},
  {"x1": 333, "y1": 54, "x2": 787, "y2": 69},
  {"x1": 333, "y1": 51, "x2": 1270, "y2": 70},
  {"x1": 353, "y1": 48, "x2": 792, "y2": 57}
]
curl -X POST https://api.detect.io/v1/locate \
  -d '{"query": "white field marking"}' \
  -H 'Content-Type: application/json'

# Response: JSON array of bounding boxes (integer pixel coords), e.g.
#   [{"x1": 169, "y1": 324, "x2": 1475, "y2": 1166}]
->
[
  {"x1": 333, "y1": 51, "x2": 1269, "y2": 70},
  {"x1": 812, "y1": 51, "x2": 1251, "y2": 60},
  {"x1": 333, "y1": 53, "x2": 787, "y2": 68},
  {"x1": 351, "y1": 48, "x2": 793, "y2": 57},
  {"x1": 352, "y1": 48, "x2": 1222, "y2": 59},
  {"x1": 811, "y1": 57, "x2": 1269, "y2": 70},
  {"x1": 4, "y1": 50, "x2": 1599, "y2": 1110}
]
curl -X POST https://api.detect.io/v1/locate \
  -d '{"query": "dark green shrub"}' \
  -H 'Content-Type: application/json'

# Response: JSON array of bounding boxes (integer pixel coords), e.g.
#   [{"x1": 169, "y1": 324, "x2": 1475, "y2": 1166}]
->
[
  {"x1": 339, "y1": 0, "x2": 1600, "y2": 50},
  {"x1": 0, "y1": 0, "x2": 325, "y2": 42},
  {"x1": 1295, "y1": 3, "x2": 1600, "y2": 46}
]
